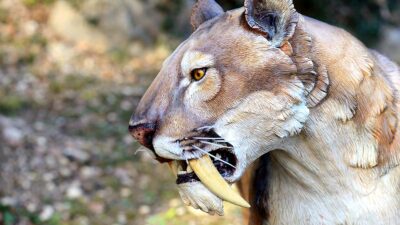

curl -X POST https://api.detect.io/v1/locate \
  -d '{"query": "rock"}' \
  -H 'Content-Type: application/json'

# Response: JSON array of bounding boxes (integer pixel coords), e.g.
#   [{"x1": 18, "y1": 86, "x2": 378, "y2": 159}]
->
[
  {"x1": 47, "y1": 42, "x2": 76, "y2": 66},
  {"x1": 21, "y1": 20, "x2": 39, "y2": 36},
  {"x1": 138, "y1": 205, "x2": 150, "y2": 215},
  {"x1": 378, "y1": 26, "x2": 400, "y2": 64},
  {"x1": 117, "y1": 213, "x2": 127, "y2": 224},
  {"x1": 2, "y1": 126, "x2": 24, "y2": 147},
  {"x1": 39, "y1": 206, "x2": 54, "y2": 221},
  {"x1": 36, "y1": 136, "x2": 47, "y2": 150},
  {"x1": 63, "y1": 147, "x2": 89, "y2": 163},
  {"x1": 114, "y1": 168, "x2": 133, "y2": 186},
  {"x1": 120, "y1": 188, "x2": 131, "y2": 198},
  {"x1": 80, "y1": 166, "x2": 101, "y2": 179},
  {"x1": 88, "y1": 202, "x2": 104, "y2": 214},
  {"x1": 49, "y1": 0, "x2": 108, "y2": 51},
  {"x1": 16, "y1": 218, "x2": 32, "y2": 225},
  {"x1": 66, "y1": 183, "x2": 83, "y2": 199},
  {"x1": 80, "y1": 0, "x2": 161, "y2": 45},
  {"x1": 1, "y1": 197, "x2": 17, "y2": 206},
  {"x1": 27, "y1": 203, "x2": 38, "y2": 213}
]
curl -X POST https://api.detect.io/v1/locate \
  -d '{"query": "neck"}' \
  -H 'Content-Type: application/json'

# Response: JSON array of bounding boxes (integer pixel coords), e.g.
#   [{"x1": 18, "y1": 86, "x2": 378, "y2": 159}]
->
[{"x1": 263, "y1": 110, "x2": 400, "y2": 225}]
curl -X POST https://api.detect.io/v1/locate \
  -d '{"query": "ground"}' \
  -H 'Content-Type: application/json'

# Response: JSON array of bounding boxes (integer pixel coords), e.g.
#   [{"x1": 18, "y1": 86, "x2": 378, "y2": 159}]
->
[
  {"x1": 0, "y1": 0, "x2": 399, "y2": 225},
  {"x1": 0, "y1": 0, "x2": 243, "y2": 224}
]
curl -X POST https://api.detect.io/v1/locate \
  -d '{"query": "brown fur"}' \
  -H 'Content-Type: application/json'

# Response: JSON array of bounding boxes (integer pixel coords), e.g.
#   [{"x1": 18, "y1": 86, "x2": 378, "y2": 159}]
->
[{"x1": 130, "y1": 1, "x2": 400, "y2": 223}]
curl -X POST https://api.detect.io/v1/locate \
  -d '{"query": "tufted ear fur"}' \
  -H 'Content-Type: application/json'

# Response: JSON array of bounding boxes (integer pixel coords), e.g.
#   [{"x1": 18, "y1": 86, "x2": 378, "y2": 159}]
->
[
  {"x1": 244, "y1": 0, "x2": 298, "y2": 46},
  {"x1": 191, "y1": 0, "x2": 224, "y2": 31}
]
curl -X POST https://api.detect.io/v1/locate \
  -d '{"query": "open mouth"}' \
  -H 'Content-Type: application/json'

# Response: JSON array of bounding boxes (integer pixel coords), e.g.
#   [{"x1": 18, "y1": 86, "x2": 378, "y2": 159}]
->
[
  {"x1": 176, "y1": 149, "x2": 237, "y2": 184},
  {"x1": 167, "y1": 128, "x2": 250, "y2": 208}
]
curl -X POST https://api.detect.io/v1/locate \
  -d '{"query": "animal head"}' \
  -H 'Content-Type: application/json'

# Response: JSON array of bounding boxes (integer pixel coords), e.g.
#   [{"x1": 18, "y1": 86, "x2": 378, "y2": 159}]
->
[
  {"x1": 129, "y1": 0, "x2": 326, "y2": 214},
  {"x1": 130, "y1": 0, "x2": 312, "y2": 175},
  {"x1": 129, "y1": 0, "x2": 317, "y2": 212}
]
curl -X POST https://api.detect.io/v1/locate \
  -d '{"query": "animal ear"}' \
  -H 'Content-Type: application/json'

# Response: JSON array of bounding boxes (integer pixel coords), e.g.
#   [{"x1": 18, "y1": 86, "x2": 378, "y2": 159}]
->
[
  {"x1": 244, "y1": 0, "x2": 298, "y2": 45},
  {"x1": 191, "y1": 0, "x2": 224, "y2": 30}
]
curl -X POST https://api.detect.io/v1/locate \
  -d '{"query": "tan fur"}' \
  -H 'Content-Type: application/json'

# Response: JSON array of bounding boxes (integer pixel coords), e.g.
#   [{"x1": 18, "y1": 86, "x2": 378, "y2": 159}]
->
[{"x1": 131, "y1": 1, "x2": 400, "y2": 224}]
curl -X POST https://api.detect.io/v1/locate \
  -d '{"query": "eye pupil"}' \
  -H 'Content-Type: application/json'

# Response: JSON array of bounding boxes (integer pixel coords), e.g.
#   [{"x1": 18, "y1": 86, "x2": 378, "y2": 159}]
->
[{"x1": 191, "y1": 68, "x2": 206, "y2": 81}]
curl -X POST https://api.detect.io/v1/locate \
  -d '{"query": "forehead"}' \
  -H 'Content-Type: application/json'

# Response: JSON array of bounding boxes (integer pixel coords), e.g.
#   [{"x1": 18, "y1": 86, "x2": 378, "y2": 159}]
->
[
  {"x1": 162, "y1": 8, "x2": 270, "y2": 72},
  {"x1": 189, "y1": 8, "x2": 248, "y2": 51}
]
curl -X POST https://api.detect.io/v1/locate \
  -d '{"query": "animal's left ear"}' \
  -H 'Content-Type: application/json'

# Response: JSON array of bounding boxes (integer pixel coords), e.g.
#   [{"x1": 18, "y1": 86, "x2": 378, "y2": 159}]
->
[
  {"x1": 191, "y1": 0, "x2": 224, "y2": 31},
  {"x1": 244, "y1": 0, "x2": 298, "y2": 46}
]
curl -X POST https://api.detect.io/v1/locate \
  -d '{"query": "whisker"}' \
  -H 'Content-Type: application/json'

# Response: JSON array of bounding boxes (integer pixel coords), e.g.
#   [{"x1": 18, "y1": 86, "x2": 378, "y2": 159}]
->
[
  {"x1": 135, "y1": 146, "x2": 148, "y2": 155},
  {"x1": 195, "y1": 126, "x2": 214, "y2": 131},
  {"x1": 200, "y1": 141, "x2": 233, "y2": 149},
  {"x1": 212, "y1": 140, "x2": 230, "y2": 143},
  {"x1": 193, "y1": 137, "x2": 225, "y2": 140},
  {"x1": 192, "y1": 145, "x2": 236, "y2": 169},
  {"x1": 134, "y1": 149, "x2": 146, "y2": 155},
  {"x1": 183, "y1": 154, "x2": 189, "y2": 165}
]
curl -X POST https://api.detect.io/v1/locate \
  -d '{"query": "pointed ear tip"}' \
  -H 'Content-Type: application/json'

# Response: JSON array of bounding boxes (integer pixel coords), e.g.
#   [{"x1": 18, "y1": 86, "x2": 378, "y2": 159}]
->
[
  {"x1": 191, "y1": 0, "x2": 224, "y2": 30},
  {"x1": 243, "y1": 0, "x2": 298, "y2": 42}
]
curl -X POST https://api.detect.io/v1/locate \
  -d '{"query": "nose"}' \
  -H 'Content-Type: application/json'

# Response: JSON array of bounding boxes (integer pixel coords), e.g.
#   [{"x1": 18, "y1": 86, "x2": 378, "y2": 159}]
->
[{"x1": 129, "y1": 122, "x2": 156, "y2": 151}]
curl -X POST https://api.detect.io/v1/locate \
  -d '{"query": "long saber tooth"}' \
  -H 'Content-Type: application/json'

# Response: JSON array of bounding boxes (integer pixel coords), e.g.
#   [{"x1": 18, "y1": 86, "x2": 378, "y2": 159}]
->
[{"x1": 188, "y1": 155, "x2": 250, "y2": 208}]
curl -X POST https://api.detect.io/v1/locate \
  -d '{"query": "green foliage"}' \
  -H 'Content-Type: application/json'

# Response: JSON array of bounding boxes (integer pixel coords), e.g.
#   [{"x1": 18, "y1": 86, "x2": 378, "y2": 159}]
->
[
  {"x1": 0, "y1": 93, "x2": 27, "y2": 115},
  {"x1": 22, "y1": 0, "x2": 55, "y2": 7},
  {"x1": 68, "y1": 200, "x2": 90, "y2": 218},
  {"x1": 0, "y1": 7, "x2": 8, "y2": 23},
  {"x1": 0, "y1": 204, "x2": 61, "y2": 225},
  {"x1": 147, "y1": 208, "x2": 180, "y2": 225},
  {"x1": 22, "y1": 0, "x2": 82, "y2": 8},
  {"x1": 109, "y1": 48, "x2": 131, "y2": 64},
  {"x1": 0, "y1": 205, "x2": 16, "y2": 225},
  {"x1": 49, "y1": 74, "x2": 97, "y2": 94}
]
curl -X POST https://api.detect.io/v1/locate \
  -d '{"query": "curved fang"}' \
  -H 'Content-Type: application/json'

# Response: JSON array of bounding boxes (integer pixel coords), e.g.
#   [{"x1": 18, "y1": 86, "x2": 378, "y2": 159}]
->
[{"x1": 188, "y1": 155, "x2": 251, "y2": 208}]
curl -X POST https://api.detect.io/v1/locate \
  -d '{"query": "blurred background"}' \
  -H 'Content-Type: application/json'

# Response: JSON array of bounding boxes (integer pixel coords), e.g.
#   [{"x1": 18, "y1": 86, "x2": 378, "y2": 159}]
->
[{"x1": 0, "y1": 0, "x2": 398, "y2": 225}]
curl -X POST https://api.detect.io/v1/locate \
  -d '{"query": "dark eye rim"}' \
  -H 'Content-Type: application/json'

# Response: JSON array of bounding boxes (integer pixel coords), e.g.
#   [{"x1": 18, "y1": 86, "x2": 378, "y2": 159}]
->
[{"x1": 190, "y1": 68, "x2": 208, "y2": 81}]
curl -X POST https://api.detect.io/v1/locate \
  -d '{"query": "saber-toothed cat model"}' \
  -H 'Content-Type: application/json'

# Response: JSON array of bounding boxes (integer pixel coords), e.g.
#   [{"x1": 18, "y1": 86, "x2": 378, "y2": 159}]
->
[{"x1": 129, "y1": 0, "x2": 400, "y2": 224}]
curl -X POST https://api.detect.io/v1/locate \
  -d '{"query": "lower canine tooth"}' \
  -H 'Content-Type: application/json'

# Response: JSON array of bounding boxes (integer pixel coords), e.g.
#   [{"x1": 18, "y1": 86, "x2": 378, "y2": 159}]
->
[
  {"x1": 188, "y1": 155, "x2": 250, "y2": 208},
  {"x1": 187, "y1": 166, "x2": 193, "y2": 173}
]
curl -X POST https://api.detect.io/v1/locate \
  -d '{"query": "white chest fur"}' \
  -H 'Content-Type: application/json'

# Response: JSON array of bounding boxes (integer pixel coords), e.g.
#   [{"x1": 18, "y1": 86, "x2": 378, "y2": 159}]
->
[{"x1": 265, "y1": 108, "x2": 400, "y2": 225}]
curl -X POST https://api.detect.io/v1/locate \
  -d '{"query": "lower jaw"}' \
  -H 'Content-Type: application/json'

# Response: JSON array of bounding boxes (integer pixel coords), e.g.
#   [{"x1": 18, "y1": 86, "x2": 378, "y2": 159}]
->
[
  {"x1": 169, "y1": 154, "x2": 250, "y2": 208},
  {"x1": 176, "y1": 171, "x2": 200, "y2": 184}
]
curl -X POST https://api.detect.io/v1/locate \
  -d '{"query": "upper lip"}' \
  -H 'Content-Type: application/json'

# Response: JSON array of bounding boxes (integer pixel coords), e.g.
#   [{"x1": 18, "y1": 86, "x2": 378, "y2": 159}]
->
[
  {"x1": 175, "y1": 128, "x2": 234, "y2": 160},
  {"x1": 173, "y1": 129, "x2": 237, "y2": 183}
]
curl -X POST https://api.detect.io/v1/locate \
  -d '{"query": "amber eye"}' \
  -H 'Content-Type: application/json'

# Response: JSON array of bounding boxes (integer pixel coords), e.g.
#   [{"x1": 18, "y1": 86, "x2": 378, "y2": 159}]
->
[{"x1": 191, "y1": 68, "x2": 207, "y2": 81}]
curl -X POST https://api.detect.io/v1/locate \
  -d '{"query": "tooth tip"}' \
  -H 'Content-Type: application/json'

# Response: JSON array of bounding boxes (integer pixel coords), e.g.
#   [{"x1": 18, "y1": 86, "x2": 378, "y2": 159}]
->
[
  {"x1": 227, "y1": 198, "x2": 251, "y2": 208},
  {"x1": 241, "y1": 202, "x2": 251, "y2": 208},
  {"x1": 189, "y1": 155, "x2": 251, "y2": 209}
]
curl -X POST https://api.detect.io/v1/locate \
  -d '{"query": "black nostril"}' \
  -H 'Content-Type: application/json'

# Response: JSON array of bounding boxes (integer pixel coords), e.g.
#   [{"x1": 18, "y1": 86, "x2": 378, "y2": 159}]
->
[{"x1": 129, "y1": 123, "x2": 156, "y2": 151}]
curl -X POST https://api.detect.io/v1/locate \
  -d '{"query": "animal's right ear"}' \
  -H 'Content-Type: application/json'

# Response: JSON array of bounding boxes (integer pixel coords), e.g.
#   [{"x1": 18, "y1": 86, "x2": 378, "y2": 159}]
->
[
  {"x1": 191, "y1": 0, "x2": 224, "y2": 31},
  {"x1": 244, "y1": 0, "x2": 298, "y2": 46}
]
